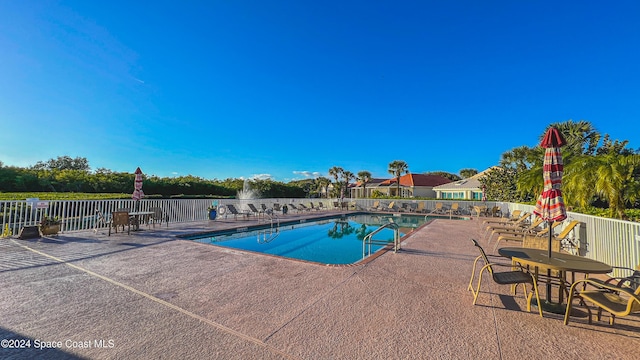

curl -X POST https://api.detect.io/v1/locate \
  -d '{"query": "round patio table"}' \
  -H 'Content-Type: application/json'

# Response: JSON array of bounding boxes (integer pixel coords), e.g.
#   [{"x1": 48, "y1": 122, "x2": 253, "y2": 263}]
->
[
  {"x1": 498, "y1": 247, "x2": 612, "y2": 314},
  {"x1": 498, "y1": 247, "x2": 612, "y2": 274}
]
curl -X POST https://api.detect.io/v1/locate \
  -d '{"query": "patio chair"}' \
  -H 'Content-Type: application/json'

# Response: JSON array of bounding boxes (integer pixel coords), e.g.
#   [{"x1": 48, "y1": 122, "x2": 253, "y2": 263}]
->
[
  {"x1": 590, "y1": 265, "x2": 640, "y2": 292},
  {"x1": 317, "y1": 202, "x2": 327, "y2": 211},
  {"x1": 225, "y1": 204, "x2": 251, "y2": 220},
  {"x1": 109, "y1": 211, "x2": 131, "y2": 236},
  {"x1": 149, "y1": 207, "x2": 169, "y2": 228},
  {"x1": 94, "y1": 209, "x2": 110, "y2": 233},
  {"x1": 564, "y1": 274, "x2": 640, "y2": 326},
  {"x1": 468, "y1": 239, "x2": 543, "y2": 317}
]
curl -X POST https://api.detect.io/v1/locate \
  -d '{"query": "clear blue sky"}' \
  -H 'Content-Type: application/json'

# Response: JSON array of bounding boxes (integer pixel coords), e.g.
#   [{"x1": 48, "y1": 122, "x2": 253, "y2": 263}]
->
[{"x1": 1, "y1": 1, "x2": 639, "y2": 182}]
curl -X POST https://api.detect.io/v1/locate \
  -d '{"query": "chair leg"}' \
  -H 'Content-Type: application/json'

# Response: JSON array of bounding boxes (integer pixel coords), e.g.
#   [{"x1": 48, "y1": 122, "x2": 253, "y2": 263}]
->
[
  {"x1": 530, "y1": 279, "x2": 543, "y2": 317},
  {"x1": 468, "y1": 257, "x2": 482, "y2": 292},
  {"x1": 472, "y1": 271, "x2": 486, "y2": 305}
]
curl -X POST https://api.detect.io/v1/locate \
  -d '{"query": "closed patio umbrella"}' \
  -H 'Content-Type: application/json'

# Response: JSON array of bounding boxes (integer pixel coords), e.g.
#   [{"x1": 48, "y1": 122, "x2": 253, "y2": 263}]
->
[
  {"x1": 532, "y1": 127, "x2": 567, "y2": 259},
  {"x1": 132, "y1": 167, "x2": 144, "y2": 210},
  {"x1": 532, "y1": 127, "x2": 567, "y2": 310}
]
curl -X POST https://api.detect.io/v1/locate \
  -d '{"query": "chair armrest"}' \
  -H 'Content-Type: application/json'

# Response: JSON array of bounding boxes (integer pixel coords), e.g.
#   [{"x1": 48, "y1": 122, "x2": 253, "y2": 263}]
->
[{"x1": 570, "y1": 278, "x2": 637, "y2": 294}]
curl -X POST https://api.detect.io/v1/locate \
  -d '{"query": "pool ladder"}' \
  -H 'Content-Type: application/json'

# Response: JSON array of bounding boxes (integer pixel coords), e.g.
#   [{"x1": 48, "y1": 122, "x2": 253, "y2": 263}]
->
[
  {"x1": 257, "y1": 212, "x2": 280, "y2": 244},
  {"x1": 362, "y1": 221, "x2": 401, "y2": 258}
]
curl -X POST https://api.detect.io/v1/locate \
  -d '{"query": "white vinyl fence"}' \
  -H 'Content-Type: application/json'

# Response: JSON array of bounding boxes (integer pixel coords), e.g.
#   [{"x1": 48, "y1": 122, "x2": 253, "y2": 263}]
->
[{"x1": 2, "y1": 198, "x2": 638, "y2": 277}]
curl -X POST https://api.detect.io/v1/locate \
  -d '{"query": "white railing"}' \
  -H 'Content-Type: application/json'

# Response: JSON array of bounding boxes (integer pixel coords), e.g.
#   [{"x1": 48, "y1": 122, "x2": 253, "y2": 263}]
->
[{"x1": 2, "y1": 198, "x2": 638, "y2": 277}]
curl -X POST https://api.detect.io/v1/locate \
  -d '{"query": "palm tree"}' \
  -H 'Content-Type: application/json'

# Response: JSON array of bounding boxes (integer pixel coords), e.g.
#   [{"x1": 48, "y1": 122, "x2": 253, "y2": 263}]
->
[
  {"x1": 459, "y1": 169, "x2": 478, "y2": 179},
  {"x1": 342, "y1": 171, "x2": 354, "y2": 198},
  {"x1": 315, "y1": 177, "x2": 331, "y2": 198},
  {"x1": 328, "y1": 166, "x2": 344, "y2": 198},
  {"x1": 388, "y1": 160, "x2": 408, "y2": 197},
  {"x1": 357, "y1": 170, "x2": 372, "y2": 198},
  {"x1": 547, "y1": 120, "x2": 600, "y2": 158},
  {"x1": 565, "y1": 152, "x2": 640, "y2": 218}
]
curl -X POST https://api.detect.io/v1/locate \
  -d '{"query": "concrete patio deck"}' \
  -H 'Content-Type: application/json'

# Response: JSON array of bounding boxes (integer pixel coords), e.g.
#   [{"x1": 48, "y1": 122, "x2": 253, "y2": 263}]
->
[{"x1": 1, "y1": 212, "x2": 638, "y2": 359}]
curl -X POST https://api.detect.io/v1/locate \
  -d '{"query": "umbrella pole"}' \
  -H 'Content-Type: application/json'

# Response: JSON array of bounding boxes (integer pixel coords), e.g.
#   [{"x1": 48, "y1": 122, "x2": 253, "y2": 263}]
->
[{"x1": 547, "y1": 221, "x2": 553, "y2": 302}]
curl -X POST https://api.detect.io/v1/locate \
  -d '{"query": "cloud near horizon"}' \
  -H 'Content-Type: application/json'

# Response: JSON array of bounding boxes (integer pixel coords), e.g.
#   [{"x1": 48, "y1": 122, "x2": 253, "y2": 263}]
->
[
  {"x1": 251, "y1": 174, "x2": 272, "y2": 180},
  {"x1": 292, "y1": 171, "x2": 322, "y2": 178}
]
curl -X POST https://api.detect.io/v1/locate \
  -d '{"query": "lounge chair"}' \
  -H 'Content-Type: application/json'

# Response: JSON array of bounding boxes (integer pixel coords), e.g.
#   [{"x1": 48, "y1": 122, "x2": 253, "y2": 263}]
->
[
  {"x1": 483, "y1": 213, "x2": 532, "y2": 238},
  {"x1": 288, "y1": 203, "x2": 302, "y2": 213},
  {"x1": 225, "y1": 204, "x2": 251, "y2": 220},
  {"x1": 486, "y1": 217, "x2": 545, "y2": 242},
  {"x1": 430, "y1": 203, "x2": 445, "y2": 214},
  {"x1": 298, "y1": 203, "x2": 312, "y2": 212},
  {"x1": 564, "y1": 271, "x2": 640, "y2": 326},
  {"x1": 490, "y1": 206, "x2": 502, "y2": 217},
  {"x1": 472, "y1": 205, "x2": 489, "y2": 217},
  {"x1": 368, "y1": 200, "x2": 381, "y2": 211},
  {"x1": 492, "y1": 220, "x2": 579, "y2": 251},
  {"x1": 449, "y1": 203, "x2": 460, "y2": 215},
  {"x1": 247, "y1": 203, "x2": 264, "y2": 217},
  {"x1": 482, "y1": 210, "x2": 522, "y2": 225},
  {"x1": 316, "y1": 202, "x2": 327, "y2": 211},
  {"x1": 415, "y1": 202, "x2": 426, "y2": 213},
  {"x1": 468, "y1": 239, "x2": 543, "y2": 317},
  {"x1": 386, "y1": 201, "x2": 399, "y2": 212},
  {"x1": 109, "y1": 211, "x2": 131, "y2": 236},
  {"x1": 308, "y1": 203, "x2": 321, "y2": 211}
]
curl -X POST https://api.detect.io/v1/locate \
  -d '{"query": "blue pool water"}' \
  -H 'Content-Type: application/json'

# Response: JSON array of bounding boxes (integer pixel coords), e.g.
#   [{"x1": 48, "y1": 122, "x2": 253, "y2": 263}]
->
[{"x1": 183, "y1": 214, "x2": 435, "y2": 265}]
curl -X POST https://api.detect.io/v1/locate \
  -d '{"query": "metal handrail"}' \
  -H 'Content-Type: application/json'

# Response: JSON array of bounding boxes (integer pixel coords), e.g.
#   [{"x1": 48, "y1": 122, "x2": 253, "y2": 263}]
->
[
  {"x1": 363, "y1": 221, "x2": 401, "y2": 258},
  {"x1": 257, "y1": 211, "x2": 280, "y2": 244},
  {"x1": 257, "y1": 228, "x2": 279, "y2": 244}
]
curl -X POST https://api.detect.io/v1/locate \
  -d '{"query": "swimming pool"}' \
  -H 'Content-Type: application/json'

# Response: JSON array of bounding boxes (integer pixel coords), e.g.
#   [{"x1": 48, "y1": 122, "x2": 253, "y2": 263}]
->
[{"x1": 182, "y1": 213, "x2": 436, "y2": 265}]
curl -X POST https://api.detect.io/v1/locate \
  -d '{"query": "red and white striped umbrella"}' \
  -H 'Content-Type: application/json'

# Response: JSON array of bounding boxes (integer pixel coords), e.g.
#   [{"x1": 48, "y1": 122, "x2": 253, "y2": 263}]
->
[
  {"x1": 532, "y1": 127, "x2": 567, "y2": 259},
  {"x1": 132, "y1": 167, "x2": 144, "y2": 201}
]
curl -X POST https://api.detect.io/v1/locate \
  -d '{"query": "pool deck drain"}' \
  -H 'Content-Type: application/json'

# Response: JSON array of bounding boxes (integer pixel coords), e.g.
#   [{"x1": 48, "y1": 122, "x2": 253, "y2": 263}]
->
[{"x1": 0, "y1": 210, "x2": 638, "y2": 359}]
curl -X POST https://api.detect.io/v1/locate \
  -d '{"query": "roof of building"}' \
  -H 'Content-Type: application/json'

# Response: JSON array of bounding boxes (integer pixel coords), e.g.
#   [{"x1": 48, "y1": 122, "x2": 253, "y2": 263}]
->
[
  {"x1": 379, "y1": 173, "x2": 451, "y2": 187},
  {"x1": 432, "y1": 168, "x2": 495, "y2": 191}
]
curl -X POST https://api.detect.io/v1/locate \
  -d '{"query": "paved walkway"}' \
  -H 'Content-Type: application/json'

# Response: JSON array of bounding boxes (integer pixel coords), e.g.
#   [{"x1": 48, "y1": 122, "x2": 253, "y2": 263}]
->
[{"x1": 1, "y1": 212, "x2": 638, "y2": 359}]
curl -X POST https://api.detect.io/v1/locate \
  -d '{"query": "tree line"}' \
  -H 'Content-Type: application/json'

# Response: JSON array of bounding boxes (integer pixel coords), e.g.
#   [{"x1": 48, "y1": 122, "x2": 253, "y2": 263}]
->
[
  {"x1": 0, "y1": 158, "x2": 306, "y2": 198},
  {"x1": 480, "y1": 120, "x2": 640, "y2": 219},
  {"x1": 3, "y1": 119, "x2": 636, "y2": 219}
]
